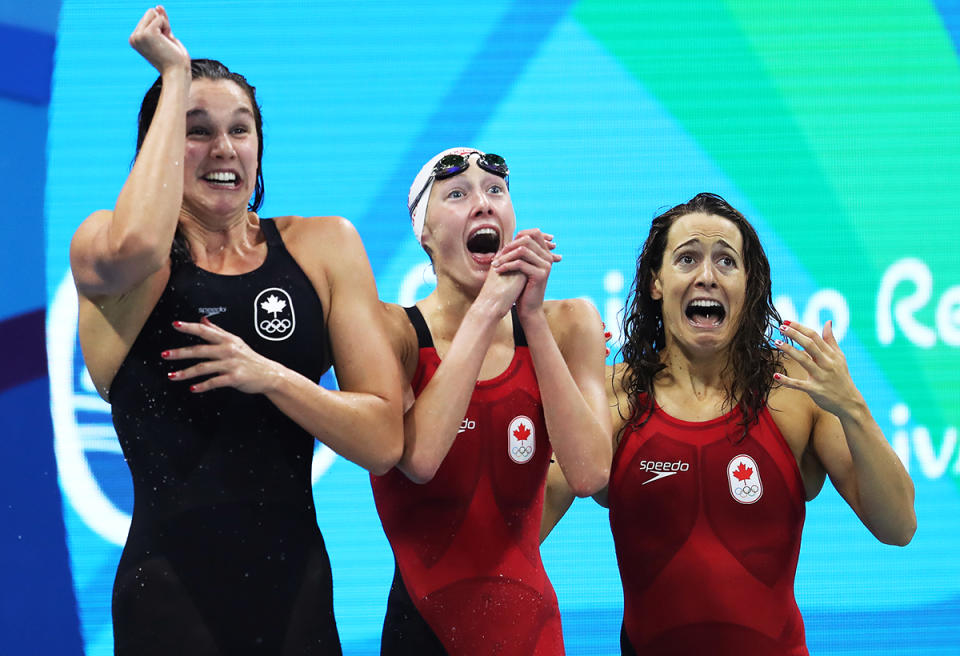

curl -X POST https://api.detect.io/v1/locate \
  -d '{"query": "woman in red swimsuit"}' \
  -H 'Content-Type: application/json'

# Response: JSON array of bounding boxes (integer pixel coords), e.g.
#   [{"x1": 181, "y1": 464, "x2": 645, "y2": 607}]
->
[
  {"x1": 543, "y1": 192, "x2": 915, "y2": 655},
  {"x1": 371, "y1": 147, "x2": 612, "y2": 655}
]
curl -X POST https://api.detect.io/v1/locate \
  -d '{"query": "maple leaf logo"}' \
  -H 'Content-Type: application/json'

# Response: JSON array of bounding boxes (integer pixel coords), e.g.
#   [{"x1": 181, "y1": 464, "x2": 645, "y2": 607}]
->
[
  {"x1": 513, "y1": 423, "x2": 531, "y2": 442},
  {"x1": 260, "y1": 294, "x2": 287, "y2": 317},
  {"x1": 733, "y1": 462, "x2": 753, "y2": 482}
]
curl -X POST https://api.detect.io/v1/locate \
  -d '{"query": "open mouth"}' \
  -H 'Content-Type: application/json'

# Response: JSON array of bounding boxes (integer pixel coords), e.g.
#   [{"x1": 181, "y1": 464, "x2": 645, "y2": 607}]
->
[
  {"x1": 202, "y1": 171, "x2": 241, "y2": 188},
  {"x1": 685, "y1": 299, "x2": 726, "y2": 327},
  {"x1": 466, "y1": 227, "x2": 500, "y2": 261}
]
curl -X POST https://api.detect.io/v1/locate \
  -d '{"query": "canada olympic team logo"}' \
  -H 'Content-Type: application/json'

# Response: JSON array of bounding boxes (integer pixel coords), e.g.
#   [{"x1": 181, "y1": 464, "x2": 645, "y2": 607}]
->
[
  {"x1": 727, "y1": 454, "x2": 763, "y2": 504},
  {"x1": 507, "y1": 415, "x2": 535, "y2": 464},
  {"x1": 47, "y1": 274, "x2": 335, "y2": 546},
  {"x1": 254, "y1": 287, "x2": 295, "y2": 341}
]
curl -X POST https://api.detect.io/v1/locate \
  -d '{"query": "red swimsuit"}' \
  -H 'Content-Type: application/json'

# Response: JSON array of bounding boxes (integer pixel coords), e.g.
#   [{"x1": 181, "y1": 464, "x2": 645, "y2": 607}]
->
[
  {"x1": 371, "y1": 307, "x2": 564, "y2": 655},
  {"x1": 609, "y1": 400, "x2": 808, "y2": 656}
]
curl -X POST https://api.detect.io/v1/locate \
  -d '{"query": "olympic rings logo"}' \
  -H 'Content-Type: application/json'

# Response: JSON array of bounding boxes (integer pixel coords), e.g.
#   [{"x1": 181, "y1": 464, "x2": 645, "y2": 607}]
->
[
  {"x1": 255, "y1": 288, "x2": 296, "y2": 342},
  {"x1": 735, "y1": 485, "x2": 760, "y2": 496},
  {"x1": 507, "y1": 415, "x2": 535, "y2": 464},
  {"x1": 260, "y1": 318, "x2": 292, "y2": 333}
]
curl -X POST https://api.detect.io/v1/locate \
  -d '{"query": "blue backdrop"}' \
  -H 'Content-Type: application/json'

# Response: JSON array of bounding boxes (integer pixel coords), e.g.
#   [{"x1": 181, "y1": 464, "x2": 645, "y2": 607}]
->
[{"x1": 3, "y1": 1, "x2": 959, "y2": 654}]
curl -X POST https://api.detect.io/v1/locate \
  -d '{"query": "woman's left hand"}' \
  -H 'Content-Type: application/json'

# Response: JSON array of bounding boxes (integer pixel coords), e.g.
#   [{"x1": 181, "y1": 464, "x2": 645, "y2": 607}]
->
[
  {"x1": 162, "y1": 317, "x2": 280, "y2": 394},
  {"x1": 491, "y1": 228, "x2": 561, "y2": 317},
  {"x1": 774, "y1": 320, "x2": 864, "y2": 419}
]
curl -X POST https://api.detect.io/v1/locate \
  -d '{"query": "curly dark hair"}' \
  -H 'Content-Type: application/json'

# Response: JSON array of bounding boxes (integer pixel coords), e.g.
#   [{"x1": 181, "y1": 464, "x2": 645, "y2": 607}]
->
[
  {"x1": 618, "y1": 192, "x2": 783, "y2": 439},
  {"x1": 135, "y1": 59, "x2": 265, "y2": 262}
]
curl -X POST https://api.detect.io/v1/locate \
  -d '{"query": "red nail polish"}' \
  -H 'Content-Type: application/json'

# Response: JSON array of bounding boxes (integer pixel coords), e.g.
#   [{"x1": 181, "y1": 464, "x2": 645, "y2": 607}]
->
[
  {"x1": 782, "y1": 320, "x2": 791, "y2": 326},
  {"x1": 172, "y1": 321, "x2": 183, "y2": 328},
  {"x1": 161, "y1": 350, "x2": 170, "y2": 358},
  {"x1": 774, "y1": 373, "x2": 782, "y2": 380},
  {"x1": 167, "y1": 371, "x2": 177, "y2": 379},
  {"x1": 190, "y1": 385, "x2": 197, "y2": 392},
  {"x1": 774, "y1": 339, "x2": 783, "y2": 347}
]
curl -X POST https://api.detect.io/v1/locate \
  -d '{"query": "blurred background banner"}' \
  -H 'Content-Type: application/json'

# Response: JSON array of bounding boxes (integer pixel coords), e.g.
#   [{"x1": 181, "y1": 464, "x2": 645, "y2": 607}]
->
[{"x1": 3, "y1": 0, "x2": 958, "y2": 653}]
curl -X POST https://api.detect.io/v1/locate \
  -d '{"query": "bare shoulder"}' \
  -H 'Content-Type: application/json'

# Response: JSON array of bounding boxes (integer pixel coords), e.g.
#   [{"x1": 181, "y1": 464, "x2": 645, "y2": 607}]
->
[
  {"x1": 543, "y1": 297, "x2": 601, "y2": 324},
  {"x1": 609, "y1": 361, "x2": 629, "y2": 394},
  {"x1": 382, "y1": 302, "x2": 415, "y2": 339},
  {"x1": 543, "y1": 298, "x2": 603, "y2": 344},
  {"x1": 274, "y1": 216, "x2": 371, "y2": 307},
  {"x1": 608, "y1": 362, "x2": 632, "y2": 435},
  {"x1": 274, "y1": 215, "x2": 361, "y2": 253},
  {"x1": 382, "y1": 301, "x2": 419, "y2": 379},
  {"x1": 767, "y1": 357, "x2": 818, "y2": 458}
]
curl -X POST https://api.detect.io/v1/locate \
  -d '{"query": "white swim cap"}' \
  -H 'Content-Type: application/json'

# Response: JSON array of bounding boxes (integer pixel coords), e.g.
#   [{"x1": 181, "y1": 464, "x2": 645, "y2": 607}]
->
[{"x1": 408, "y1": 147, "x2": 486, "y2": 245}]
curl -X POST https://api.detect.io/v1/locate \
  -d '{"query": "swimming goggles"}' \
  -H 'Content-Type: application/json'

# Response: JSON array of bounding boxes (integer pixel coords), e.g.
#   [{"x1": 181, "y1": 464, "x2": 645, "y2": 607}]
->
[{"x1": 408, "y1": 152, "x2": 509, "y2": 217}]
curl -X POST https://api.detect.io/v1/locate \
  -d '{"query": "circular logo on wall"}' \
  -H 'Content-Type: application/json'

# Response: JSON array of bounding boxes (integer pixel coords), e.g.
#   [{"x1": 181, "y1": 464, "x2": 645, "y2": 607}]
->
[{"x1": 47, "y1": 274, "x2": 336, "y2": 546}]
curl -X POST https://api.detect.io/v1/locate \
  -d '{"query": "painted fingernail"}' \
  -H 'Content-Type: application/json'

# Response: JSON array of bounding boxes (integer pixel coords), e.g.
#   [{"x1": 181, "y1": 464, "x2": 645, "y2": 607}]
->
[
  {"x1": 780, "y1": 324, "x2": 789, "y2": 332},
  {"x1": 605, "y1": 332, "x2": 612, "y2": 339},
  {"x1": 161, "y1": 350, "x2": 170, "y2": 358},
  {"x1": 172, "y1": 321, "x2": 183, "y2": 328},
  {"x1": 189, "y1": 385, "x2": 198, "y2": 392},
  {"x1": 167, "y1": 371, "x2": 177, "y2": 379},
  {"x1": 782, "y1": 320, "x2": 791, "y2": 326},
  {"x1": 774, "y1": 339, "x2": 783, "y2": 347},
  {"x1": 774, "y1": 373, "x2": 782, "y2": 380}
]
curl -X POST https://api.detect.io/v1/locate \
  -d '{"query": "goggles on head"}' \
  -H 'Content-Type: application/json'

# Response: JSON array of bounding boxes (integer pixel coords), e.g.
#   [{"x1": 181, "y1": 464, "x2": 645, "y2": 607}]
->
[{"x1": 408, "y1": 151, "x2": 509, "y2": 218}]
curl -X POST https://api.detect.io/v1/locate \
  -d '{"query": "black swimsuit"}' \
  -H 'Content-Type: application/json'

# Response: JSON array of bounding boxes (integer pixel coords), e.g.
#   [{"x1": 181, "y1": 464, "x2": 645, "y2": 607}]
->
[{"x1": 110, "y1": 219, "x2": 342, "y2": 655}]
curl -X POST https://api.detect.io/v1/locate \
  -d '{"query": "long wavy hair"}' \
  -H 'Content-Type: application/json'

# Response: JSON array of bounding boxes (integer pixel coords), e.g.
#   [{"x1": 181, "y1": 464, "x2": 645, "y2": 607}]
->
[
  {"x1": 135, "y1": 59, "x2": 265, "y2": 262},
  {"x1": 618, "y1": 193, "x2": 783, "y2": 440}
]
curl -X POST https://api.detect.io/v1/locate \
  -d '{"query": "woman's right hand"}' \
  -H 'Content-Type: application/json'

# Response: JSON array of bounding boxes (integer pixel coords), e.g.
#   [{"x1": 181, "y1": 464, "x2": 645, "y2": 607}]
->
[
  {"x1": 476, "y1": 266, "x2": 526, "y2": 318},
  {"x1": 129, "y1": 6, "x2": 190, "y2": 75}
]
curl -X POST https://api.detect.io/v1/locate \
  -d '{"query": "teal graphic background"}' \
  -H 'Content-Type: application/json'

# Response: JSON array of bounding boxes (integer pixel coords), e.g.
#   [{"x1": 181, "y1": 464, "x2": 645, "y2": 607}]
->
[{"x1": 25, "y1": 0, "x2": 960, "y2": 653}]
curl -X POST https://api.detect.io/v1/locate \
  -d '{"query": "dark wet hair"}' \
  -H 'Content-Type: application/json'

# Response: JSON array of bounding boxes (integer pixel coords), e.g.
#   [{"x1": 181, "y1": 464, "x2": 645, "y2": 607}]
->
[
  {"x1": 618, "y1": 192, "x2": 783, "y2": 440},
  {"x1": 135, "y1": 59, "x2": 264, "y2": 261}
]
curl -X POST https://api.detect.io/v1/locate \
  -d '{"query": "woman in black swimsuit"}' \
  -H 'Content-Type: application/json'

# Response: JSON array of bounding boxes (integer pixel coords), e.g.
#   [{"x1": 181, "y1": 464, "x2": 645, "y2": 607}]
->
[{"x1": 70, "y1": 8, "x2": 403, "y2": 654}]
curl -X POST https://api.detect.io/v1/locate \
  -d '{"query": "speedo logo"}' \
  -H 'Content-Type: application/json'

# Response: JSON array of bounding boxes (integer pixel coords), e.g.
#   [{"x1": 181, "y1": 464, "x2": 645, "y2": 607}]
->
[
  {"x1": 639, "y1": 459, "x2": 690, "y2": 485},
  {"x1": 458, "y1": 418, "x2": 476, "y2": 434}
]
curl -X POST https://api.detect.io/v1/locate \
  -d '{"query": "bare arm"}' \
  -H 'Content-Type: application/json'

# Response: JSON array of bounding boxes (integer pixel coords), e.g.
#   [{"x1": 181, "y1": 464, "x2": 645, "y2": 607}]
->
[
  {"x1": 164, "y1": 218, "x2": 405, "y2": 475},
  {"x1": 541, "y1": 363, "x2": 625, "y2": 540},
  {"x1": 540, "y1": 459, "x2": 576, "y2": 542},
  {"x1": 396, "y1": 268, "x2": 526, "y2": 483},
  {"x1": 496, "y1": 230, "x2": 611, "y2": 496},
  {"x1": 522, "y1": 300, "x2": 611, "y2": 496},
  {"x1": 777, "y1": 320, "x2": 916, "y2": 545},
  {"x1": 71, "y1": 7, "x2": 191, "y2": 298}
]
